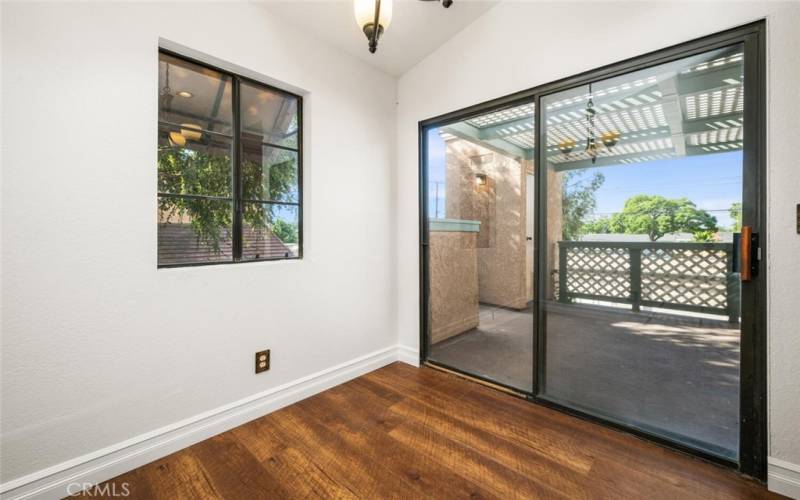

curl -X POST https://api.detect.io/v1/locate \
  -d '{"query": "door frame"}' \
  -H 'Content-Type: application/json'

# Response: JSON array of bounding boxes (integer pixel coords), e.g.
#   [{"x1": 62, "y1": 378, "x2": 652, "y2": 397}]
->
[{"x1": 418, "y1": 20, "x2": 767, "y2": 480}]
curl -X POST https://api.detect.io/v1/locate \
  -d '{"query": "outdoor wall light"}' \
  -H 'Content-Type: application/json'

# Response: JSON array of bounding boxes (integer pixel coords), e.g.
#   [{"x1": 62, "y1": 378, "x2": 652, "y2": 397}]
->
[
  {"x1": 475, "y1": 173, "x2": 488, "y2": 186},
  {"x1": 354, "y1": 0, "x2": 393, "y2": 54}
]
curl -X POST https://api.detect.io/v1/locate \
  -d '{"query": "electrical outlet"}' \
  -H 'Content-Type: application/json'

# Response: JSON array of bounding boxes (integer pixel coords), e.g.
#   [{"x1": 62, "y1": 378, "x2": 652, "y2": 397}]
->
[{"x1": 255, "y1": 350, "x2": 270, "y2": 374}]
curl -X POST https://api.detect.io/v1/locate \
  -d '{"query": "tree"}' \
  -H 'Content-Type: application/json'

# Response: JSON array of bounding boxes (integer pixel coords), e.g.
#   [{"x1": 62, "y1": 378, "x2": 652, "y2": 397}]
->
[
  {"x1": 158, "y1": 141, "x2": 299, "y2": 253},
  {"x1": 582, "y1": 216, "x2": 612, "y2": 234},
  {"x1": 607, "y1": 194, "x2": 717, "y2": 241},
  {"x1": 729, "y1": 202, "x2": 742, "y2": 232},
  {"x1": 272, "y1": 219, "x2": 299, "y2": 244},
  {"x1": 561, "y1": 170, "x2": 605, "y2": 240}
]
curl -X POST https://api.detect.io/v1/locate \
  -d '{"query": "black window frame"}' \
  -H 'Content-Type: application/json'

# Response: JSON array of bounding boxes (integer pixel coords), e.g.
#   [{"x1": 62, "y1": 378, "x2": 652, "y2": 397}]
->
[{"x1": 157, "y1": 48, "x2": 303, "y2": 268}]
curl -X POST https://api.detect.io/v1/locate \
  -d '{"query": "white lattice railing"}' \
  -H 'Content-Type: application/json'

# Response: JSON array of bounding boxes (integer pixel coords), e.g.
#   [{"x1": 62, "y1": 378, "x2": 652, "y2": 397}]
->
[{"x1": 557, "y1": 241, "x2": 740, "y2": 321}]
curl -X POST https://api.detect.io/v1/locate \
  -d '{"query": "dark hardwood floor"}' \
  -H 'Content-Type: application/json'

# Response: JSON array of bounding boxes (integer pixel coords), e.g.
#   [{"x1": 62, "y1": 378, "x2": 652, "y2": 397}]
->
[{"x1": 83, "y1": 363, "x2": 780, "y2": 499}]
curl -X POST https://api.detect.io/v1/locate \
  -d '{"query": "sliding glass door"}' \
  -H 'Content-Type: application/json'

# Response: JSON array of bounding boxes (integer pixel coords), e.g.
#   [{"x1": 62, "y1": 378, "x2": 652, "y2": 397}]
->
[
  {"x1": 539, "y1": 44, "x2": 746, "y2": 460},
  {"x1": 420, "y1": 22, "x2": 765, "y2": 478}
]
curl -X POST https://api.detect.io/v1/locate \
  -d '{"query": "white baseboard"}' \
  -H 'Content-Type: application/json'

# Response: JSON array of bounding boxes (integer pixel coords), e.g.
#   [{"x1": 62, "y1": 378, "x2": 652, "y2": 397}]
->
[
  {"x1": 0, "y1": 345, "x2": 409, "y2": 500},
  {"x1": 769, "y1": 457, "x2": 800, "y2": 499},
  {"x1": 397, "y1": 344, "x2": 420, "y2": 366}
]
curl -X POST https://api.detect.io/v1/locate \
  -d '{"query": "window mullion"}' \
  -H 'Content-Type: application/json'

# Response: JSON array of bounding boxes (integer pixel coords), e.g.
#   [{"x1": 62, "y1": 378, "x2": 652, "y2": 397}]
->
[{"x1": 232, "y1": 76, "x2": 243, "y2": 260}]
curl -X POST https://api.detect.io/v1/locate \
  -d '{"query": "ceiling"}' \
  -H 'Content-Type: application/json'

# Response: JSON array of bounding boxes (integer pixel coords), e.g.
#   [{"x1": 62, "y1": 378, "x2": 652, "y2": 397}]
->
[{"x1": 260, "y1": 0, "x2": 498, "y2": 77}]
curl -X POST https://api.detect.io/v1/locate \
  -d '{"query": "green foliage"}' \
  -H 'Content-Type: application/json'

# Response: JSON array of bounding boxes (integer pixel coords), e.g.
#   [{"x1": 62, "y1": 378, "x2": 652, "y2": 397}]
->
[
  {"x1": 605, "y1": 194, "x2": 718, "y2": 241},
  {"x1": 272, "y1": 219, "x2": 299, "y2": 244},
  {"x1": 562, "y1": 170, "x2": 605, "y2": 240},
  {"x1": 691, "y1": 230, "x2": 717, "y2": 242},
  {"x1": 158, "y1": 142, "x2": 298, "y2": 253},
  {"x1": 582, "y1": 216, "x2": 612, "y2": 235},
  {"x1": 729, "y1": 202, "x2": 742, "y2": 232}
]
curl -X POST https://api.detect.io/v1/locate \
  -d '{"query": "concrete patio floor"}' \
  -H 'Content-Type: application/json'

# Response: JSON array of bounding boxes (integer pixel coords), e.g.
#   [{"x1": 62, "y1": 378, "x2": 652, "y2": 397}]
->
[{"x1": 429, "y1": 302, "x2": 740, "y2": 459}]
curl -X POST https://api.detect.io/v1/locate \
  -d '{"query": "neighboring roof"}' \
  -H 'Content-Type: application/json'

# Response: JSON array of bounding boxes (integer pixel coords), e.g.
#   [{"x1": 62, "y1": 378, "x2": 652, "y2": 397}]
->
[
  {"x1": 158, "y1": 223, "x2": 294, "y2": 265},
  {"x1": 441, "y1": 46, "x2": 744, "y2": 170}
]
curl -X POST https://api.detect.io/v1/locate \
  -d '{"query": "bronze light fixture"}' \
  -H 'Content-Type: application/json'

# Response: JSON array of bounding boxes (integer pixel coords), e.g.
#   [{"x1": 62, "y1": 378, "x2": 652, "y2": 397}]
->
[
  {"x1": 355, "y1": 0, "x2": 453, "y2": 54},
  {"x1": 584, "y1": 83, "x2": 620, "y2": 163},
  {"x1": 584, "y1": 85, "x2": 599, "y2": 163},
  {"x1": 559, "y1": 138, "x2": 577, "y2": 156},
  {"x1": 355, "y1": 0, "x2": 393, "y2": 54}
]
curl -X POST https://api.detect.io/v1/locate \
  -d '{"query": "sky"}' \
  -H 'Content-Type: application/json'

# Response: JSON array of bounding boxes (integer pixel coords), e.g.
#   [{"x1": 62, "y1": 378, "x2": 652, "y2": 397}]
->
[{"x1": 426, "y1": 128, "x2": 742, "y2": 229}]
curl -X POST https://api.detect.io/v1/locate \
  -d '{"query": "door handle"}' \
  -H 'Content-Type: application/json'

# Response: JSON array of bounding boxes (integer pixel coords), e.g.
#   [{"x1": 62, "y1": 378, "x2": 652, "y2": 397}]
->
[{"x1": 740, "y1": 226, "x2": 759, "y2": 282}]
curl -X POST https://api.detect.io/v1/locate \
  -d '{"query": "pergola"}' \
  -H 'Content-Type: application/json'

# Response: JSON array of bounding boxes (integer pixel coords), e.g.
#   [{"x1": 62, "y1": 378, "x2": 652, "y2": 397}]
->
[{"x1": 441, "y1": 46, "x2": 744, "y2": 171}]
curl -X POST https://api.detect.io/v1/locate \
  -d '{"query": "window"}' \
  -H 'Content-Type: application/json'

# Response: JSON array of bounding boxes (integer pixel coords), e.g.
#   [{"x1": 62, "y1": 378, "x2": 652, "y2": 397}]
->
[{"x1": 157, "y1": 50, "x2": 302, "y2": 267}]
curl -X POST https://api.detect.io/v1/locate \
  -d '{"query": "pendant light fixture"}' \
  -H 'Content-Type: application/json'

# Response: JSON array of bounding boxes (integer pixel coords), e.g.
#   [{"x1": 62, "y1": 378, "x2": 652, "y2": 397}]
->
[
  {"x1": 355, "y1": 0, "x2": 453, "y2": 54},
  {"x1": 583, "y1": 83, "x2": 620, "y2": 163},
  {"x1": 584, "y1": 84, "x2": 599, "y2": 164},
  {"x1": 354, "y1": 0, "x2": 393, "y2": 54}
]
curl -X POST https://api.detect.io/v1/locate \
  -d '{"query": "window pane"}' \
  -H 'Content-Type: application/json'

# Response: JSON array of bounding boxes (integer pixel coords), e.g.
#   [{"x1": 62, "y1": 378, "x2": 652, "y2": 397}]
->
[
  {"x1": 158, "y1": 123, "x2": 232, "y2": 197},
  {"x1": 240, "y1": 81, "x2": 299, "y2": 149},
  {"x1": 157, "y1": 196, "x2": 233, "y2": 266},
  {"x1": 159, "y1": 53, "x2": 233, "y2": 135},
  {"x1": 424, "y1": 101, "x2": 536, "y2": 393},
  {"x1": 242, "y1": 203, "x2": 299, "y2": 260},
  {"x1": 242, "y1": 142, "x2": 298, "y2": 203}
]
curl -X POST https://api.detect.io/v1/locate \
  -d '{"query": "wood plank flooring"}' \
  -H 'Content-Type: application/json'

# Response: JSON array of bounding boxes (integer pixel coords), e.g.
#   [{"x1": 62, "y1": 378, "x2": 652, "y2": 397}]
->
[{"x1": 82, "y1": 363, "x2": 780, "y2": 499}]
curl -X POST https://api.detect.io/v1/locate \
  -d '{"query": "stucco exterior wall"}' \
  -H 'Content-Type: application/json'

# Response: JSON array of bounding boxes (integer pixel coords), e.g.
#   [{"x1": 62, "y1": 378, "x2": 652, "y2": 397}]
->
[
  {"x1": 429, "y1": 230, "x2": 479, "y2": 344},
  {"x1": 444, "y1": 138, "x2": 529, "y2": 310}
]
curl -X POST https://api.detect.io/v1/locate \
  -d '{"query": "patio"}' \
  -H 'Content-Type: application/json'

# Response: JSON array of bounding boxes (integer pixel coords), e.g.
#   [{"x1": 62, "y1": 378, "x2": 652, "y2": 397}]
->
[{"x1": 429, "y1": 302, "x2": 739, "y2": 458}]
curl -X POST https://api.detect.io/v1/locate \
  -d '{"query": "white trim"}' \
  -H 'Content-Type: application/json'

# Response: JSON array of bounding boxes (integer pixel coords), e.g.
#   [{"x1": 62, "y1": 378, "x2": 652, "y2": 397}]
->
[
  {"x1": 397, "y1": 345, "x2": 420, "y2": 366},
  {"x1": 769, "y1": 457, "x2": 800, "y2": 499},
  {"x1": 0, "y1": 345, "x2": 407, "y2": 500}
]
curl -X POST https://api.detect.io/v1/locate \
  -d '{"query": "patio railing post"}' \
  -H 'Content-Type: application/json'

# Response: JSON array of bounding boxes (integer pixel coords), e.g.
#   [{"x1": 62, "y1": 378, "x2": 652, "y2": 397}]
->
[
  {"x1": 629, "y1": 248, "x2": 642, "y2": 312},
  {"x1": 558, "y1": 242, "x2": 568, "y2": 303}
]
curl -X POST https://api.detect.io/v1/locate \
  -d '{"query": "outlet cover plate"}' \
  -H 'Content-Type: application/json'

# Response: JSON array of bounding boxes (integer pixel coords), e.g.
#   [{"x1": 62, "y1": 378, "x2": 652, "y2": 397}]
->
[{"x1": 255, "y1": 350, "x2": 270, "y2": 374}]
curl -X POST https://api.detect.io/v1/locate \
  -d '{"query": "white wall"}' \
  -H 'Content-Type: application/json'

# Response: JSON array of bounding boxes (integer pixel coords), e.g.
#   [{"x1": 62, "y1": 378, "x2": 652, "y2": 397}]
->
[
  {"x1": 1, "y1": 0, "x2": 397, "y2": 487},
  {"x1": 396, "y1": 0, "x2": 800, "y2": 483}
]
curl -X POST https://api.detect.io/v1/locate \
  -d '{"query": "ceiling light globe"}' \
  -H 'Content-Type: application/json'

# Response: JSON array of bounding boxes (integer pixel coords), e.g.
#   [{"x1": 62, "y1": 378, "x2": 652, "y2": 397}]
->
[{"x1": 354, "y1": 0, "x2": 392, "y2": 30}]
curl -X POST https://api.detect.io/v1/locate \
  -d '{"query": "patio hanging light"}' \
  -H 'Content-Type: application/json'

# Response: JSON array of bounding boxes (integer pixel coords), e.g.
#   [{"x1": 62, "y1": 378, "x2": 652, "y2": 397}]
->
[
  {"x1": 584, "y1": 84, "x2": 621, "y2": 162},
  {"x1": 584, "y1": 84, "x2": 599, "y2": 164},
  {"x1": 559, "y1": 138, "x2": 577, "y2": 155},
  {"x1": 601, "y1": 130, "x2": 620, "y2": 148}
]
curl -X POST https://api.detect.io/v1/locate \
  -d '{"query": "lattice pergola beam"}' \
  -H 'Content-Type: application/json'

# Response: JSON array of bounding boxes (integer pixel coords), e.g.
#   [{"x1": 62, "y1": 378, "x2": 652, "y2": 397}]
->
[
  {"x1": 551, "y1": 149, "x2": 676, "y2": 171},
  {"x1": 682, "y1": 112, "x2": 743, "y2": 134},
  {"x1": 677, "y1": 65, "x2": 743, "y2": 96},
  {"x1": 441, "y1": 122, "x2": 533, "y2": 160},
  {"x1": 686, "y1": 140, "x2": 744, "y2": 156},
  {"x1": 478, "y1": 116, "x2": 535, "y2": 140}
]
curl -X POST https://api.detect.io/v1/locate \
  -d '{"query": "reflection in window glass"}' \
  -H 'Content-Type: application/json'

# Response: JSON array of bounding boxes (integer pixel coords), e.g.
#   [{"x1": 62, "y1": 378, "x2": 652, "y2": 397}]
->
[
  {"x1": 242, "y1": 142, "x2": 298, "y2": 203},
  {"x1": 158, "y1": 124, "x2": 232, "y2": 198},
  {"x1": 159, "y1": 53, "x2": 233, "y2": 135},
  {"x1": 240, "y1": 81, "x2": 299, "y2": 149}
]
